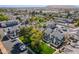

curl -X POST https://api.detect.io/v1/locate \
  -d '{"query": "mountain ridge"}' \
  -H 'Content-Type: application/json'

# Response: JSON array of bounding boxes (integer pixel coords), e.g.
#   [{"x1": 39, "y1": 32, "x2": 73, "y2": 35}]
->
[{"x1": 46, "y1": 5, "x2": 78, "y2": 9}]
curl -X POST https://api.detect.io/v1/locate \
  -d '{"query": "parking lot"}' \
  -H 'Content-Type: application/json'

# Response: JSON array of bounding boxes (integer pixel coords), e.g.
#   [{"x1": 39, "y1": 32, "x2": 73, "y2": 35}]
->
[
  {"x1": 2, "y1": 36, "x2": 28, "y2": 54},
  {"x1": 0, "y1": 25, "x2": 29, "y2": 54}
]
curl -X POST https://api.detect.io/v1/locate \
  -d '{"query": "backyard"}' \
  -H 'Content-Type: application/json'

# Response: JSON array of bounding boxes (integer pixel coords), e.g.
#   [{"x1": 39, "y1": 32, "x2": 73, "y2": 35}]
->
[
  {"x1": 39, "y1": 42, "x2": 56, "y2": 54},
  {"x1": 19, "y1": 36, "x2": 56, "y2": 54}
]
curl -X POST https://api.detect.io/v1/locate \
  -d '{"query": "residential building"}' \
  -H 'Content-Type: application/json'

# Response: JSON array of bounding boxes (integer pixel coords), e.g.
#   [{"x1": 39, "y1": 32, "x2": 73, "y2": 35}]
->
[{"x1": 44, "y1": 28, "x2": 64, "y2": 48}]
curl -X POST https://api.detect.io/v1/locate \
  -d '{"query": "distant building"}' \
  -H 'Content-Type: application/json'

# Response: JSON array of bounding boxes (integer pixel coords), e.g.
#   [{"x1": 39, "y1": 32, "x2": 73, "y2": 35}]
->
[
  {"x1": 6, "y1": 20, "x2": 19, "y2": 27},
  {"x1": 0, "y1": 20, "x2": 19, "y2": 28},
  {"x1": 6, "y1": 27, "x2": 20, "y2": 39},
  {"x1": 64, "y1": 19, "x2": 73, "y2": 23},
  {"x1": 0, "y1": 22, "x2": 6, "y2": 28},
  {"x1": 45, "y1": 20, "x2": 56, "y2": 29}
]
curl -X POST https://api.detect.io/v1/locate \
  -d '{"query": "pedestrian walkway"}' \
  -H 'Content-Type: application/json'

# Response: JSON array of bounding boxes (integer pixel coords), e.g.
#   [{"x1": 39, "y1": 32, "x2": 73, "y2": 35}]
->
[
  {"x1": 0, "y1": 41, "x2": 8, "y2": 54},
  {"x1": 0, "y1": 29, "x2": 8, "y2": 54}
]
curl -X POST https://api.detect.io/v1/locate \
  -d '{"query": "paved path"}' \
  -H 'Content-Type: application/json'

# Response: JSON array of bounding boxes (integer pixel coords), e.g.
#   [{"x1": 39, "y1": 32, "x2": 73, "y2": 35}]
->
[
  {"x1": 0, "y1": 28, "x2": 8, "y2": 54},
  {"x1": 0, "y1": 41, "x2": 8, "y2": 54},
  {"x1": 2, "y1": 39, "x2": 23, "y2": 54},
  {"x1": 63, "y1": 45, "x2": 79, "y2": 54}
]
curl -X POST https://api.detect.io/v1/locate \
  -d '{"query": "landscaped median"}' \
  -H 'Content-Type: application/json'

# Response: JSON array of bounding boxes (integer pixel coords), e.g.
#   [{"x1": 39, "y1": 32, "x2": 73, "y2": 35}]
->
[{"x1": 19, "y1": 36, "x2": 56, "y2": 54}]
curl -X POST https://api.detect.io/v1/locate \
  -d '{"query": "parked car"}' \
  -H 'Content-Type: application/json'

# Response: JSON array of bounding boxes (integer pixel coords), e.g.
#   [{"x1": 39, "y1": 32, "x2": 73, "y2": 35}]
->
[
  {"x1": 0, "y1": 23, "x2": 1, "y2": 27},
  {"x1": 14, "y1": 43, "x2": 27, "y2": 52},
  {"x1": 0, "y1": 23, "x2": 6, "y2": 28}
]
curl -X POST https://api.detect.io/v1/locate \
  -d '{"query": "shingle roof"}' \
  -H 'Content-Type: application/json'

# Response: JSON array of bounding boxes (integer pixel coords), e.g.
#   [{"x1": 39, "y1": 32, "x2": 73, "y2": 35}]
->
[
  {"x1": 50, "y1": 28, "x2": 64, "y2": 41},
  {"x1": 44, "y1": 28, "x2": 52, "y2": 34}
]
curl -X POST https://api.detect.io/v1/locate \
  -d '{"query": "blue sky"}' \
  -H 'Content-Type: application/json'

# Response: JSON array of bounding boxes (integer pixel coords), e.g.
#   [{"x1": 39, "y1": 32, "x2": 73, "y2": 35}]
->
[
  {"x1": 0, "y1": 5, "x2": 79, "y2": 8},
  {"x1": 0, "y1": 5, "x2": 47, "y2": 8}
]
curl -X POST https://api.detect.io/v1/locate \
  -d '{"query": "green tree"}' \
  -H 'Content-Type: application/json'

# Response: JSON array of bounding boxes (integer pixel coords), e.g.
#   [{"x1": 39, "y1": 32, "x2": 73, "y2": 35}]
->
[
  {"x1": 31, "y1": 11, "x2": 36, "y2": 16},
  {"x1": 0, "y1": 9, "x2": 7, "y2": 12},
  {"x1": 19, "y1": 27, "x2": 33, "y2": 43},
  {"x1": 30, "y1": 27, "x2": 43, "y2": 47},
  {"x1": 0, "y1": 14, "x2": 9, "y2": 21},
  {"x1": 30, "y1": 16, "x2": 46, "y2": 23},
  {"x1": 16, "y1": 17, "x2": 22, "y2": 22},
  {"x1": 19, "y1": 26, "x2": 43, "y2": 49},
  {"x1": 73, "y1": 19, "x2": 79, "y2": 27},
  {"x1": 19, "y1": 27, "x2": 27, "y2": 36},
  {"x1": 75, "y1": 20, "x2": 79, "y2": 26},
  {"x1": 20, "y1": 26, "x2": 42, "y2": 43}
]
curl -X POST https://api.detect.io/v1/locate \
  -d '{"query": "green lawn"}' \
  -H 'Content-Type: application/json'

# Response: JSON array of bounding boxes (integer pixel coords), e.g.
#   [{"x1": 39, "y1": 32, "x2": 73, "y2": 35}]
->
[
  {"x1": 19, "y1": 36, "x2": 56, "y2": 54},
  {"x1": 40, "y1": 42, "x2": 56, "y2": 54}
]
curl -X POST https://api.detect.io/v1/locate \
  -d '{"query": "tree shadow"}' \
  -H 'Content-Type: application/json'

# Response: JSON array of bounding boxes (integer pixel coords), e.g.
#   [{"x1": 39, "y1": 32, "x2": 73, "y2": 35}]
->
[
  {"x1": 10, "y1": 45, "x2": 21, "y2": 54},
  {"x1": 2, "y1": 36, "x2": 9, "y2": 41}
]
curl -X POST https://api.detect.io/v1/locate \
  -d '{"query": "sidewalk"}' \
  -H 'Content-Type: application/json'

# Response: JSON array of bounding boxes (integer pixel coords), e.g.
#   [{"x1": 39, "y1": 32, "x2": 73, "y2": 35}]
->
[{"x1": 0, "y1": 41, "x2": 8, "y2": 54}]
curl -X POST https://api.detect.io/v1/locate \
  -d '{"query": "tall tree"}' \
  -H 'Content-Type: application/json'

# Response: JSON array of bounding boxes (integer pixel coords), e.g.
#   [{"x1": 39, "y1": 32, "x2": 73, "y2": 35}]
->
[{"x1": 0, "y1": 14, "x2": 9, "y2": 21}]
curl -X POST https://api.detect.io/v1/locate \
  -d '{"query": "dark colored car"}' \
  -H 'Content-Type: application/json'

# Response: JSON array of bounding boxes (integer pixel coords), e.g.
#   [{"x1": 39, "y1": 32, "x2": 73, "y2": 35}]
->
[
  {"x1": 0, "y1": 23, "x2": 1, "y2": 27},
  {"x1": 14, "y1": 43, "x2": 27, "y2": 52}
]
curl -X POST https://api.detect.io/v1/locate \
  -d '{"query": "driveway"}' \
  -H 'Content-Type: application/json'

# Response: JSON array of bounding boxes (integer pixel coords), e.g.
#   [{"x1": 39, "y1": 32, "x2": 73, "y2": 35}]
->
[{"x1": 2, "y1": 37, "x2": 29, "y2": 54}]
